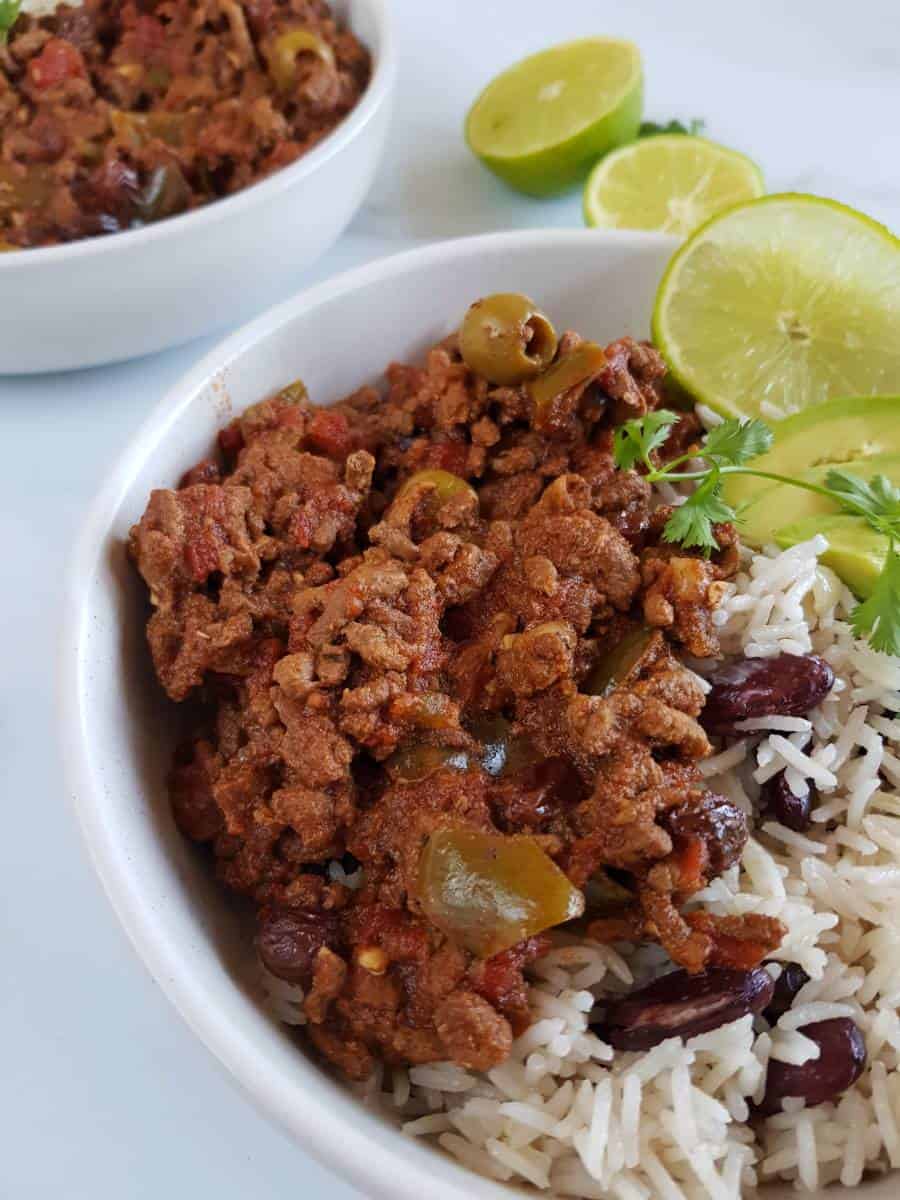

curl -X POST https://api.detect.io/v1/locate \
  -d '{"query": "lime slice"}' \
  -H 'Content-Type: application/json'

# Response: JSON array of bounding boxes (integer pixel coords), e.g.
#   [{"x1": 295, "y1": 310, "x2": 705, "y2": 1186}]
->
[
  {"x1": 583, "y1": 135, "x2": 764, "y2": 235},
  {"x1": 465, "y1": 38, "x2": 643, "y2": 197},
  {"x1": 652, "y1": 194, "x2": 900, "y2": 419}
]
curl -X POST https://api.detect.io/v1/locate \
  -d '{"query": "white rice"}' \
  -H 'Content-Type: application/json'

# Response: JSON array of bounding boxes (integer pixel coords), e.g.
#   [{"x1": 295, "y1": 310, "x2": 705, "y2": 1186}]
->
[
  {"x1": 263, "y1": 534, "x2": 900, "y2": 1197},
  {"x1": 19, "y1": 0, "x2": 80, "y2": 14}
]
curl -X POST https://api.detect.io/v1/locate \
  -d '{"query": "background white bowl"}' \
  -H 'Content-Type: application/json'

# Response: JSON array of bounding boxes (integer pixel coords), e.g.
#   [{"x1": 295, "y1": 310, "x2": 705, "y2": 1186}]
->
[
  {"x1": 61, "y1": 229, "x2": 894, "y2": 1200},
  {"x1": 0, "y1": 0, "x2": 394, "y2": 375}
]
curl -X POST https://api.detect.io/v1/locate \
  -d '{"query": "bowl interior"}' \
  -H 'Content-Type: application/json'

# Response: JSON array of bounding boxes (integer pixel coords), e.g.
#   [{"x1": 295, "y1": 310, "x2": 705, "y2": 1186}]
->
[{"x1": 65, "y1": 231, "x2": 894, "y2": 1200}]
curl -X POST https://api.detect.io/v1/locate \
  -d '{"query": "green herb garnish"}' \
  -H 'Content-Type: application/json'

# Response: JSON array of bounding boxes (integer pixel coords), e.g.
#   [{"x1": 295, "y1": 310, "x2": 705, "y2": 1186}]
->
[
  {"x1": 613, "y1": 410, "x2": 900, "y2": 655},
  {"x1": 0, "y1": 0, "x2": 21, "y2": 44},
  {"x1": 638, "y1": 118, "x2": 706, "y2": 138}
]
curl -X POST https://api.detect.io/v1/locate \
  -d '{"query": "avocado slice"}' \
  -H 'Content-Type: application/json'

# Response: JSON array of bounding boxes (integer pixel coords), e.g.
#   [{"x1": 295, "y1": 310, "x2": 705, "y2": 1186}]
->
[
  {"x1": 774, "y1": 514, "x2": 888, "y2": 598},
  {"x1": 738, "y1": 452, "x2": 900, "y2": 548},
  {"x1": 722, "y1": 394, "x2": 900, "y2": 516}
]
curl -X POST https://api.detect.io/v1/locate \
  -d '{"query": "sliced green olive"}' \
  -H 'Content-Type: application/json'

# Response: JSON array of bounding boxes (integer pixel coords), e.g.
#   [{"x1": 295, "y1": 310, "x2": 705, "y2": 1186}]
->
[
  {"x1": 267, "y1": 29, "x2": 336, "y2": 93},
  {"x1": 279, "y1": 379, "x2": 309, "y2": 405},
  {"x1": 584, "y1": 627, "x2": 657, "y2": 697},
  {"x1": 387, "y1": 743, "x2": 470, "y2": 783},
  {"x1": 528, "y1": 341, "x2": 608, "y2": 428},
  {"x1": 419, "y1": 830, "x2": 584, "y2": 957},
  {"x1": 396, "y1": 468, "x2": 477, "y2": 506},
  {"x1": 466, "y1": 714, "x2": 541, "y2": 777},
  {"x1": 109, "y1": 108, "x2": 194, "y2": 149},
  {"x1": 136, "y1": 162, "x2": 191, "y2": 223},
  {"x1": 459, "y1": 293, "x2": 558, "y2": 386}
]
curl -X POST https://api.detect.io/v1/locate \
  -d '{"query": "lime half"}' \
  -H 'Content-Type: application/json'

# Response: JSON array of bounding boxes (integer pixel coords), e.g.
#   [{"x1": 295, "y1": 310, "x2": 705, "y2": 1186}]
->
[
  {"x1": 583, "y1": 135, "x2": 763, "y2": 235},
  {"x1": 465, "y1": 38, "x2": 643, "y2": 197},
  {"x1": 653, "y1": 194, "x2": 900, "y2": 419}
]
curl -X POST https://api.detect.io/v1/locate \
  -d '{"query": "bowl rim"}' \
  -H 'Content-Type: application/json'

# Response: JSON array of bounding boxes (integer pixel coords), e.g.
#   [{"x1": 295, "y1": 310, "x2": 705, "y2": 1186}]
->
[
  {"x1": 59, "y1": 228, "x2": 678, "y2": 1200},
  {"x1": 0, "y1": 0, "x2": 395, "y2": 271}
]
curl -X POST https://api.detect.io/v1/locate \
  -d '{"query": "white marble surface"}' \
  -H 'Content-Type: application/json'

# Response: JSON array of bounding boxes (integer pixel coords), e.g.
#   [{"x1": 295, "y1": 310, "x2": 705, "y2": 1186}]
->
[{"x1": 2, "y1": 1, "x2": 897, "y2": 1196}]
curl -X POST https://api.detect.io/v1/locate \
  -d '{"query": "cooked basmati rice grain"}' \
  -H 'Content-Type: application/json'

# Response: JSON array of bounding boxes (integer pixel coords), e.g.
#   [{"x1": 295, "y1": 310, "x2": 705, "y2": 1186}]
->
[
  {"x1": 795, "y1": 1112, "x2": 819, "y2": 1191},
  {"x1": 871, "y1": 1061, "x2": 900, "y2": 1167},
  {"x1": 21, "y1": 0, "x2": 81, "y2": 12}
]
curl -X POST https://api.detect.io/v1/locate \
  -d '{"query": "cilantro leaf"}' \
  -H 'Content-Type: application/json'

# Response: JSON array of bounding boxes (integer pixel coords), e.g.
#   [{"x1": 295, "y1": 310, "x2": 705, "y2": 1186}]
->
[
  {"x1": 701, "y1": 417, "x2": 773, "y2": 467},
  {"x1": 849, "y1": 541, "x2": 900, "y2": 656},
  {"x1": 662, "y1": 473, "x2": 736, "y2": 554},
  {"x1": 824, "y1": 470, "x2": 900, "y2": 534},
  {"x1": 639, "y1": 118, "x2": 706, "y2": 139},
  {"x1": 0, "y1": 0, "x2": 21, "y2": 43},
  {"x1": 612, "y1": 409, "x2": 679, "y2": 471}
]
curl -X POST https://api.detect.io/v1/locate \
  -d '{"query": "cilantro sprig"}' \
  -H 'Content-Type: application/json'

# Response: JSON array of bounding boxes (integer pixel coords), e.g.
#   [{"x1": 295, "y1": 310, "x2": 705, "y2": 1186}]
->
[
  {"x1": 0, "y1": 0, "x2": 21, "y2": 44},
  {"x1": 613, "y1": 410, "x2": 900, "y2": 656}
]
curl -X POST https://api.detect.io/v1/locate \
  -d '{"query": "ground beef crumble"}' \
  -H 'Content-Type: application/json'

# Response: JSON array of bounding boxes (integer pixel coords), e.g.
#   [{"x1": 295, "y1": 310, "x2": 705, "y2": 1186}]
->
[{"x1": 130, "y1": 315, "x2": 784, "y2": 1080}]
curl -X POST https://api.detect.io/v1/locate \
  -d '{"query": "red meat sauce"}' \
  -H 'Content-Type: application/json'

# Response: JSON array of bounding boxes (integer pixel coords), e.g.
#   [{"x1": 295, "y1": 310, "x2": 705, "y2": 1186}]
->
[
  {"x1": 129, "y1": 321, "x2": 784, "y2": 1081},
  {"x1": 0, "y1": 0, "x2": 370, "y2": 249}
]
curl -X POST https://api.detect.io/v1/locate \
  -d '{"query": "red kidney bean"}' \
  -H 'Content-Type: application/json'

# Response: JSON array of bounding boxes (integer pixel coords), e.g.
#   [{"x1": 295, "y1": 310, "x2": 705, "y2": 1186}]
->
[
  {"x1": 757, "y1": 1018, "x2": 866, "y2": 1115},
  {"x1": 256, "y1": 909, "x2": 341, "y2": 986},
  {"x1": 701, "y1": 654, "x2": 834, "y2": 736},
  {"x1": 764, "y1": 962, "x2": 811, "y2": 1021},
  {"x1": 662, "y1": 793, "x2": 748, "y2": 878},
  {"x1": 761, "y1": 766, "x2": 817, "y2": 832},
  {"x1": 600, "y1": 967, "x2": 774, "y2": 1050}
]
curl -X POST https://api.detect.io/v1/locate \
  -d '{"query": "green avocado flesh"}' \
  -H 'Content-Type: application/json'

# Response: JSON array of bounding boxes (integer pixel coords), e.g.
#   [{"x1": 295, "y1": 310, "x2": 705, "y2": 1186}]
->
[
  {"x1": 738, "y1": 452, "x2": 900, "y2": 549},
  {"x1": 722, "y1": 394, "x2": 900, "y2": 517},
  {"x1": 774, "y1": 514, "x2": 888, "y2": 599}
]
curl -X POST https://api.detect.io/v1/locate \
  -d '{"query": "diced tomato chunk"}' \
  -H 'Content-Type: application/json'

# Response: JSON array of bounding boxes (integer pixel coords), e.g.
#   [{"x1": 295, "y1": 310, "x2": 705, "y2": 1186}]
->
[
  {"x1": 184, "y1": 538, "x2": 221, "y2": 583},
  {"x1": 422, "y1": 440, "x2": 469, "y2": 475},
  {"x1": 307, "y1": 409, "x2": 352, "y2": 458},
  {"x1": 217, "y1": 423, "x2": 244, "y2": 457},
  {"x1": 674, "y1": 837, "x2": 708, "y2": 893},
  {"x1": 708, "y1": 933, "x2": 770, "y2": 970},
  {"x1": 28, "y1": 39, "x2": 86, "y2": 89},
  {"x1": 132, "y1": 14, "x2": 166, "y2": 53},
  {"x1": 474, "y1": 935, "x2": 550, "y2": 1010},
  {"x1": 348, "y1": 904, "x2": 429, "y2": 964}
]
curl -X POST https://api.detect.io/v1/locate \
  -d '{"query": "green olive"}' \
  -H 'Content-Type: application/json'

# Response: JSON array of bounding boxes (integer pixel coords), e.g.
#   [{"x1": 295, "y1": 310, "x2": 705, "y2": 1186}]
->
[
  {"x1": 466, "y1": 713, "x2": 541, "y2": 777},
  {"x1": 528, "y1": 340, "x2": 608, "y2": 428},
  {"x1": 584, "y1": 627, "x2": 657, "y2": 697},
  {"x1": 387, "y1": 743, "x2": 470, "y2": 783},
  {"x1": 136, "y1": 163, "x2": 191, "y2": 223},
  {"x1": 267, "y1": 29, "x2": 336, "y2": 93},
  {"x1": 396, "y1": 468, "x2": 477, "y2": 506},
  {"x1": 459, "y1": 293, "x2": 558, "y2": 386},
  {"x1": 279, "y1": 379, "x2": 309, "y2": 405}
]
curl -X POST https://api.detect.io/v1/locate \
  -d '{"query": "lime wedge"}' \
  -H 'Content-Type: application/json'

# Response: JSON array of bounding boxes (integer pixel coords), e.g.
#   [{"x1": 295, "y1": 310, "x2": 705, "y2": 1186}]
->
[
  {"x1": 652, "y1": 194, "x2": 900, "y2": 419},
  {"x1": 465, "y1": 38, "x2": 643, "y2": 197},
  {"x1": 583, "y1": 135, "x2": 763, "y2": 235}
]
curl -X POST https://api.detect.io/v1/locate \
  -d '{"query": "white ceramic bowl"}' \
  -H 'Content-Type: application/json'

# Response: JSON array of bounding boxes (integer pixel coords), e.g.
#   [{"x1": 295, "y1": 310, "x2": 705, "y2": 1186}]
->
[
  {"x1": 62, "y1": 230, "x2": 891, "y2": 1200},
  {"x1": 0, "y1": 0, "x2": 394, "y2": 375}
]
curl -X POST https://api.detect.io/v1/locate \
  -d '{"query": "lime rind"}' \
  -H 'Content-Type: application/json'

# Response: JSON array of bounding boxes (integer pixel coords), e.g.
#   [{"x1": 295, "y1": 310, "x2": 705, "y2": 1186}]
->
[
  {"x1": 465, "y1": 38, "x2": 644, "y2": 197},
  {"x1": 652, "y1": 193, "x2": 900, "y2": 418},
  {"x1": 583, "y1": 135, "x2": 764, "y2": 234}
]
